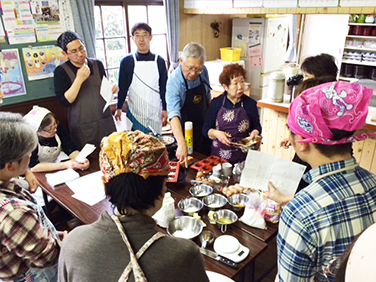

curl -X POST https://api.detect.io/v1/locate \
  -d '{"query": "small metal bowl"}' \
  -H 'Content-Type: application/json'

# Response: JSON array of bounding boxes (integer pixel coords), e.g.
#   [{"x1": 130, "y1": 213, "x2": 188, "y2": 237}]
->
[
  {"x1": 159, "y1": 135, "x2": 175, "y2": 146},
  {"x1": 189, "y1": 184, "x2": 213, "y2": 198},
  {"x1": 167, "y1": 216, "x2": 203, "y2": 240},
  {"x1": 202, "y1": 194, "x2": 228, "y2": 210},
  {"x1": 177, "y1": 197, "x2": 203, "y2": 215},
  {"x1": 213, "y1": 209, "x2": 238, "y2": 233},
  {"x1": 227, "y1": 193, "x2": 249, "y2": 212}
]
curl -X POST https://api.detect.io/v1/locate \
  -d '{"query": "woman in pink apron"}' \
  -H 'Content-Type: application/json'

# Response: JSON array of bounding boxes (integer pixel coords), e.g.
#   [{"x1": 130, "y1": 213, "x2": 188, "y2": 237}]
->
[
  {"x1": 58, "y1": 131, "x2": 209, "y2": 282},
  {"x1": 203, "y1": 64, "x2": 262, "y2": 164}
]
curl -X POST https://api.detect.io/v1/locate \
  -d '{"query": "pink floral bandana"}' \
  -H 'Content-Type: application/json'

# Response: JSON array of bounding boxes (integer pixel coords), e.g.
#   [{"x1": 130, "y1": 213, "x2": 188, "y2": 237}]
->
[
  {"x1": 288, "y1": 81, "x2": 376, "y2": 144},
  {"x1": 99, "y1": 131, "x2": 170, "y2": 183}
]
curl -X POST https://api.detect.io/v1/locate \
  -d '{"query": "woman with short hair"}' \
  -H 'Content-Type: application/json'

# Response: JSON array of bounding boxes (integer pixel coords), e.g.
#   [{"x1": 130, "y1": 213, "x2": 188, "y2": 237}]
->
[
  {"x1": 203, "y1": 63, "x2": 262, "y2": 164},
  {"x1": 58, "y1": 130, "x2": 209, "y2": 282},
  {"x1": 0, "y1": 112, "x2": 64, "y2": 282}
]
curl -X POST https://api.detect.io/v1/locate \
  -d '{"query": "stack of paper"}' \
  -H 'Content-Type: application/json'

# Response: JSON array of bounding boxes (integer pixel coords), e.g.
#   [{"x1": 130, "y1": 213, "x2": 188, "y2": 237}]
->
[
  {"x1": 46, "y1": 169, "x2": 80, "y2": 187},
  {"x1": 66, "y1": 171, "x2": 106, "y2": 206}
]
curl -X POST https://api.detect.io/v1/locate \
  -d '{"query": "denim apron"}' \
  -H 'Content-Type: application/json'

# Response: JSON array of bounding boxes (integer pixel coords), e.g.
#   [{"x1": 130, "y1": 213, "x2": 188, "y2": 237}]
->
[{"x1": 181, "y1": 74, "x2": 211, "y2": 155}]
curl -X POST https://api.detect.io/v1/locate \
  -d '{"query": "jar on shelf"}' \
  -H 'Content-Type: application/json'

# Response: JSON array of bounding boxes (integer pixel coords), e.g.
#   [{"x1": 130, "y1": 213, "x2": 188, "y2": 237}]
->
[
  {"x1": 348, "y1": 26, "x2": 355, "y2": 35},
  {"x1": 371, "y1": 67, "x2": 376, "y2": 81},
  {"x1": 342, "y1": 64, "x2": 354, "y2": 77},
  {"x1": 354, "y1": 26, "x2": 364, "y2": 36},
  {"x1": 363, "y1": 26, "x2": 372, "y2": 36},
  {"x1": 354, "y1": 65, "x2": 366, "y2": 79},
  {"x1": 372, "y1": 27, "x2": 376, "y2": 37}
]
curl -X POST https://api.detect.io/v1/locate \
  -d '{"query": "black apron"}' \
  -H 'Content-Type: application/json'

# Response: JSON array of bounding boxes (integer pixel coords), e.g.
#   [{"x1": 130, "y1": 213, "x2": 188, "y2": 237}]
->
[
  {"x1": 62, "y1": 60, "x2": 116, "y2": 149},
  {"x1": 181, "y1": 74, "x2": 211, "y2": 155}
]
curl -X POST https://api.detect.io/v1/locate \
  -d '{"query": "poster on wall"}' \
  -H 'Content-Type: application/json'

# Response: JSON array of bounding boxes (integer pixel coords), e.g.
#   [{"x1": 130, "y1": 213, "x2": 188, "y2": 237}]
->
[
  {"x1": 30, "y1": 0, "x2": 63, "y2": 41},
  {"x1": 0, "y1": 1, "x2": 36, "y2": 44},
  {"x1": 0, "y1": 49, "x2": 26, "y2": 98},
  {"x1": 22, "y1": 45, "x2": 67, "y2": 81}
]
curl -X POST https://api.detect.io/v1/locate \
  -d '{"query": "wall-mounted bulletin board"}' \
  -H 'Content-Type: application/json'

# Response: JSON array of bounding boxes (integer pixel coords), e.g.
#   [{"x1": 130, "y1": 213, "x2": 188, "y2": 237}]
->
[{"x1": 0, "y1": 0, "x2": 74, "y2": 106}]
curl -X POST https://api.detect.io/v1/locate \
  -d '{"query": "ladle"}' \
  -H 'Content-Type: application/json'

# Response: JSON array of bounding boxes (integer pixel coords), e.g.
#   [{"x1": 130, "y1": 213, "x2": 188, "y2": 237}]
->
[{"x1": 199, "y1": 230, "x2": 215, "y2": 249}]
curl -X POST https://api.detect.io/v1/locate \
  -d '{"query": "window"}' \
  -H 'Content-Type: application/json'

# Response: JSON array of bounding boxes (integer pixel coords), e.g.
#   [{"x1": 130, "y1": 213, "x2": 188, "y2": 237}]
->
[{"x1": 94, "y1": 1, "x2": 168, "y2": 84}]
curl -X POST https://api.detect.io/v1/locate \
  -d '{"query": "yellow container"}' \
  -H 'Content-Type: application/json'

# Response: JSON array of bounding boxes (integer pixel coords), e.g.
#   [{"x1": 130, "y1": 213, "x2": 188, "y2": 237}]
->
[{"x1": 220, "y1": 48, "x2": 241, "y2": 62}]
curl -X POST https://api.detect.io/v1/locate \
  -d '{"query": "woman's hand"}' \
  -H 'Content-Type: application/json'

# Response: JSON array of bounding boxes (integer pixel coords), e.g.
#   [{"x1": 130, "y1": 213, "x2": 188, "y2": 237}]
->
[
  {"x1": 280, "y1": 138, "x2": 291, "y2": 149},
  {"x1": 210, "y1": 129, "x2": 232, "y2": 147},
  {"x1": 264, "y1": 181, "x2": 293, "y2": 206},
  {"x1": 76, "y1": 159, "x2": 90, "y2": 171},
  {"x1": 24, "y1": 169, "x2": 39, "y2": 193},
  {"x1": 249, "y1": 129, "x2": 260, "y2": 140},
  {"x1": 176, "y1": 141, "x2": 188, "y2": 167}
]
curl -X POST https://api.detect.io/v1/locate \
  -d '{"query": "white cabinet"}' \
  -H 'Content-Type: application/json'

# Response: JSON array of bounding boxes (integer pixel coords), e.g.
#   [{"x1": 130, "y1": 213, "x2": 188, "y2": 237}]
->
[{"x1": 340, "y1": 22, "x2": 376, "y2": 81}]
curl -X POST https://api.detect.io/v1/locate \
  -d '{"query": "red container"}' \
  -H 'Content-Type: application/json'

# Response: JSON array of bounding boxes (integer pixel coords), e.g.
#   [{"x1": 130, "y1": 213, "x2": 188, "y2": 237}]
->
[
  {"x1": 372, "y1": 27, "x2": 376, "y2": 36},
  {"x1": 354, "y1": 25, "x2": 364, "y2": 36},
  {"x1": 363, "y1": 26, "x2": 372, "y2": 36},
  {"x1": 166, "y1": 161, "x2": 181, "y2": 183},
  {"x1": 190, "y1": 155, "x2": 228, "y2": 174}
]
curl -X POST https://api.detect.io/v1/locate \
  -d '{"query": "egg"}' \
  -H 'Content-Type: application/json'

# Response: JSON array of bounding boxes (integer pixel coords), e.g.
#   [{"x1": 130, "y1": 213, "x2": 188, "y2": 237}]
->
[
  {"x1": 196, "y1": 177, "x2": 202, "y2": 181},
  {"x1": 197, "y1": 171, "x2": 204, "y2": 178}
]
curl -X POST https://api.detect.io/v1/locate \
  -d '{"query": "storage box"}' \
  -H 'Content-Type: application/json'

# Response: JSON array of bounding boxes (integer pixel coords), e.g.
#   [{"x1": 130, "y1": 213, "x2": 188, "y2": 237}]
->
[{"x1": 220, "y1": 48, "x2": 241, "y2": 62}]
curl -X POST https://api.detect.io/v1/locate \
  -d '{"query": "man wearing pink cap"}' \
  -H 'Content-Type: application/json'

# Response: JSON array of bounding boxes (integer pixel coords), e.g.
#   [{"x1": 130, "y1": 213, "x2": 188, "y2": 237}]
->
[{"x1": 277, "y1": 81, "x2": 376, "y2": 282}]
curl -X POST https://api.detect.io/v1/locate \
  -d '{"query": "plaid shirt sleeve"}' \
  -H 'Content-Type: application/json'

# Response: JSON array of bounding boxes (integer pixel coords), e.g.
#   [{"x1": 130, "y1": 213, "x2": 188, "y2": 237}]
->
[
  {"x1": 0, "y1": 201, "x2": 60, "y2": 278},
  {"x1": 277, "y1": 200, "x2": 317, "y2": 282}
]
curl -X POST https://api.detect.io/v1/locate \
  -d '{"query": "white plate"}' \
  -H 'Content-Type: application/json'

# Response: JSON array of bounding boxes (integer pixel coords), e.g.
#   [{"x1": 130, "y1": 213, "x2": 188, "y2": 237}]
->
[{"x1": 206, "y1": 271, "x2": 235, "y2": 282}]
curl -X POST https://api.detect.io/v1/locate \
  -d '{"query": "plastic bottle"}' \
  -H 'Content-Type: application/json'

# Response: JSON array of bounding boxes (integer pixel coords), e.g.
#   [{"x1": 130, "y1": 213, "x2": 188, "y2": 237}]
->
[
  {"x1": 185, "y1": 121, "x2": 193, "y2": 155},
  {"x1": 152, "y1": 192, "x2": 175, "y2": 228}
]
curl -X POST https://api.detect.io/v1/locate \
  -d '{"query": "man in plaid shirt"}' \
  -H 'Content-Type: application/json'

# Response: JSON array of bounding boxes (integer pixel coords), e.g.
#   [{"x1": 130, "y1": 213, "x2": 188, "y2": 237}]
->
[
  {"x1": 274, "y1": 82, "x2": 376, "y2": 282},
  {"x1": 0, "y1": 112, "x2": 65, "y2": 282}
]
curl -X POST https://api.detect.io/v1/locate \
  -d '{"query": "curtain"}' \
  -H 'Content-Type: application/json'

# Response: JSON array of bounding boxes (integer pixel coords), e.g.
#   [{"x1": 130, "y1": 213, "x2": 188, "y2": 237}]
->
[
  {"x1": 285, "y1": 15, "x2": 297, "y2": 62},
  {"x1": 69, "y1": 0, "x2": 96, "y2": 58},
  {"x1": 163, "y1": 0, "x2": 180, "y2": 74}
]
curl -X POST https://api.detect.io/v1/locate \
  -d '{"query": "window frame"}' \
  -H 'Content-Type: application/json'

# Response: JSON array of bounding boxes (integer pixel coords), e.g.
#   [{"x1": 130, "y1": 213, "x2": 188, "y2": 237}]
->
[{"x1": 94, "y1": 0, "x2": 168, "y2": 80}]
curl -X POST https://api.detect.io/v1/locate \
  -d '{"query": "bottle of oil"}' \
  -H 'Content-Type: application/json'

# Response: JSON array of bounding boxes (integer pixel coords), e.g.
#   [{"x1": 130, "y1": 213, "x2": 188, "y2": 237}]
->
[{"x1": 185, "y1": 121, "x2": 193, "y2": 155}]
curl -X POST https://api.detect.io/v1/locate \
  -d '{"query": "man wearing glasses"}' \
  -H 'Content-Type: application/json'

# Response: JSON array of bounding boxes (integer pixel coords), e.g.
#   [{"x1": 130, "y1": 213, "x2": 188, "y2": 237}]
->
[
  {"x1": 116, "y1": 22, "x2": 168, "y2": 134},
  {"x1": 54, "y1": 31, "x2": 118, "y2": 149},
  {"x1": 166, "y1": 42, "x2": 211, "y2": 164}
]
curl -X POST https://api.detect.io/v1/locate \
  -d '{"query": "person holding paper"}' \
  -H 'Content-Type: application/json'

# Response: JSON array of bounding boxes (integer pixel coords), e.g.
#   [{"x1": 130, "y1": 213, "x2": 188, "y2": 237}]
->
[
  {"x1": 166, "y1": 42, "x2": 212, "y2": 163},
  {"x1": 203, "y1": 63, "x2": 261, "y2": 164},
  {"x1": 276, "y1": 81, "x2": 376, "y2": 282},
  {"x1": 24, "y1": 106, "x2": 90, "y2": 173},
  {"x1": 54, "y1": 31, "x2": 118, "y2": 149},
  {"x1": 58, "y1": 130, "x2": 209, "y2": 282},
  {"x1": 0, "y1": 112, "x2": 67, "y2": 282},
  {"x1": 116, "y1": 23, "x2": 168, "y2": 134}
]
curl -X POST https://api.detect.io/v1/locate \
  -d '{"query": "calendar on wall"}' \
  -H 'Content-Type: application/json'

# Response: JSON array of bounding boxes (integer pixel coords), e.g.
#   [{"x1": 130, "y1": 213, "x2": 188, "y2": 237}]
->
[
  {"x1": 263, "y1": 0, "x2": 298, "y2": 8},
  {"x1": 298, "y1": 0, "x2": 339, "y2": 7},
  {"x1": 340, "y1": 0, "x2": 376, "y2": 6},
  {"x1": 233, "y1": 0, "x2": 263, "y2": 8}
]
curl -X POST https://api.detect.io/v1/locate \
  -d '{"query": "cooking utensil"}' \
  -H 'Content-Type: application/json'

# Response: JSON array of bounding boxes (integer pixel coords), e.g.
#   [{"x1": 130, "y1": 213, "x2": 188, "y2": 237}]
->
[
  {"x1": 199, "y1": 230, "x2": 214, "y2": 249},
  {"x1": 212, "y1": 209, "x2": 238, "y2": 233},
  {"x1": 148, "y1": 125, "x2": 161, "y2": 138},
  {"x1": 227, "y1": 193, "x2": 249, "y2": 212},
  {"x1": 177, "y1": 197, "x2": 203, "y2": 215},
  {"x1": 202, "y1": 194, "x2": 227, "y2": 210},
  {"x1": 167, "y1": 216, "x2": 203, "y2": 240},
  {"x1": 199, "y1": 248, "x2": 238, "y2": 268},
  {"x1": 189, "y1": 184, "x2": 213, "y2": 198}
]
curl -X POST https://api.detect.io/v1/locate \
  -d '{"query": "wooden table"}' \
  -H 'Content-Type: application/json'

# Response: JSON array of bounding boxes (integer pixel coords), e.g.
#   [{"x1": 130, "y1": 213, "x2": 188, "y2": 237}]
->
[{"x1": 35, "y1": 152, "x2": 274, "y2": 281}]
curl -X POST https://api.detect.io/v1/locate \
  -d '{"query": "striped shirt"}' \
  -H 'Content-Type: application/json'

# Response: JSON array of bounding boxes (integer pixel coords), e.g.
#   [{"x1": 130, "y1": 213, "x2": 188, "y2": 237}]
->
[
  {"x1": 0, "y1": 179, "x2": 60, "y2": 281},
  {"x1": 277, "y1": 157, "x2": 376, "y2": 282}
]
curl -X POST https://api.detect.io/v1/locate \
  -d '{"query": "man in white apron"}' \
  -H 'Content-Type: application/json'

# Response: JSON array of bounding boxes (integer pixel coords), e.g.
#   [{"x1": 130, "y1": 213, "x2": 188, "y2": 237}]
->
[
  {"x1": 116, "y1": 23, "x2": 168, "y2": 134},
  {"x1": 275, "y1": 82, "x2": 376, "y2": 282}
]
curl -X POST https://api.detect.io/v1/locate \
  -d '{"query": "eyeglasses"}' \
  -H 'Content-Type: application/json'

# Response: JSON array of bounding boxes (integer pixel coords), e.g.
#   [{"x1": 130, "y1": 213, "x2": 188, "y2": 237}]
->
[
  {"x1": 134, "y1": 34, "x2": 150, "y2": 39},
  {"x1": 67, "y1": 45, "x2": 86, "y2": 56},
  {"x1": 183, "y1": 63, "x2": 204, "y2": 74},
  {"x1": 42, "y1": 120, "x2": 59, "y2": 133}
]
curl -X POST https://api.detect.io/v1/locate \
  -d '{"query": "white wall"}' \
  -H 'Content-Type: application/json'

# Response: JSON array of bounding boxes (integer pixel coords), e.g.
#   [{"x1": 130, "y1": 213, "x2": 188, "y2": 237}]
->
[{"x1": 299, "y1": 14, "x2": 349, "y2": 68}]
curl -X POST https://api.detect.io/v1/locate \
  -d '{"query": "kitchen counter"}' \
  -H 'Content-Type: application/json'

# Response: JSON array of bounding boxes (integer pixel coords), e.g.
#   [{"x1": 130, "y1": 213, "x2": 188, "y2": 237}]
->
[{"x1": 257, "y1": 99, "x2": 376, "y2": 174}]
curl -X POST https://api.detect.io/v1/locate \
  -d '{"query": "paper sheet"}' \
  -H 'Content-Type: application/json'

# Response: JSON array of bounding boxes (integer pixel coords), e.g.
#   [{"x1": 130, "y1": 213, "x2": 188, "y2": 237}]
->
[
  {"x1": 75, "y1": 144, "x2": 96, "y2": 163},
  {"x1": 66, "y1": 171, "x2": 106, "y2": 206},
  {"x1": 240, "y1": 150, "x2": 306, "y2": 196},
  {"x1": 248, "y1": 44, "x2": 263, "y2": 68},
  {"x1": 45, "y1": 168, "x2": 80, "y2": 187},
  {"x1": 113, "y1": 113, "x2": 133, "y2": 132},
  {"x1": 100, "y1": 76, "x2": 114, "y2": 112}
]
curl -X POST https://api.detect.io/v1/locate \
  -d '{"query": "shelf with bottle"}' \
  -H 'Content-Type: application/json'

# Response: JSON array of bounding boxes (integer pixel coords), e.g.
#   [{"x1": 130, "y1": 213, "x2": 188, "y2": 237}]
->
[
  {"x1": 340, "y1": 63, "x2": 376, "y2": 81},
  {"x1": 342, "y1": 60, "x2": 376, "y2": 67},
  {"x1": 348, "y1": 23, "x2": 376, "y2": 27}
]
